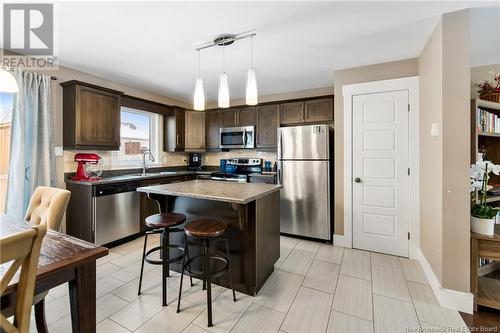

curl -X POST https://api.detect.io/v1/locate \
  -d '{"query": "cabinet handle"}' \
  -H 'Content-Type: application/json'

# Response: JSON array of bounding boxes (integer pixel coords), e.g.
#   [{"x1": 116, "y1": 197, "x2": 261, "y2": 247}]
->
[
  {"x1": 234, "y1": 113, "x2": 237, "y2": 125},
  {"x1": 176, "y1": 134, "x2": 179, "y2": 146}
]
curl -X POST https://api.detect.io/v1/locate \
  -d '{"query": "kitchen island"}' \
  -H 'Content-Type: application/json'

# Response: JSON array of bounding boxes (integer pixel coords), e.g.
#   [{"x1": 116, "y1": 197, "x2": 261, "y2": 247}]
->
[{"x1": 137, "y1": 180, "x2": 282, "y2": 296}]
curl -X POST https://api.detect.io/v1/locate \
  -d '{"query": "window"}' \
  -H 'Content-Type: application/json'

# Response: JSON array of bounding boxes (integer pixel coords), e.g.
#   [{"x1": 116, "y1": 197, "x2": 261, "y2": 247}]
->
[
  {"x1": 111, "y1": 107, "x2": 161, "y2": 166},
  {"x1": 0, "y1": 93, "x2": 14, "y2": 213}
]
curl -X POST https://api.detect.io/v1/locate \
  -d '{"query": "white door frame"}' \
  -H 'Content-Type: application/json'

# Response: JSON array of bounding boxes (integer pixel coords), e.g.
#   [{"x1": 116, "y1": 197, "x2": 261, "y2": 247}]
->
[{"x1": 338, "y1": 76, "x2": 420, "y2": 259}]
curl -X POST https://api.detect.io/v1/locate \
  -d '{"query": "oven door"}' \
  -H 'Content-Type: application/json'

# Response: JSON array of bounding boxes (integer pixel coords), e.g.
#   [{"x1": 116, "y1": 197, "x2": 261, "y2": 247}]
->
[{"x1": 220, "y1": 126, "x2": 255, "y2": 149}]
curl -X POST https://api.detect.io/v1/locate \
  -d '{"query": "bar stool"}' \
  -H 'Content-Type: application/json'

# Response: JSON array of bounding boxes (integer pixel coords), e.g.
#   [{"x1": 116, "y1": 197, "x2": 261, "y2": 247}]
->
[
  {"x1": 176, "y1": 218, "x2": 236, "y2": 327},
  {"x1": 138, "y1": 212, "x2": 193, "y2": 306}
]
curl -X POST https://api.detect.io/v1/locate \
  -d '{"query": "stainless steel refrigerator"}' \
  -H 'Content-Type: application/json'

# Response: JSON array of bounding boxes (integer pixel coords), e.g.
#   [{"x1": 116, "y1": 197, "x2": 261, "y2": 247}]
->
[{"x1": 277, "y1": 124, "x2": 332, "y2": 241}]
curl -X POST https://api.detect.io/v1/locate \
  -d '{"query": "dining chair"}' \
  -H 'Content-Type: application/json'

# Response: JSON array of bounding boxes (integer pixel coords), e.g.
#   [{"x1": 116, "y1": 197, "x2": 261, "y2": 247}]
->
[
  {"x1": 24, "y1": 186, "x2": 71, "y2": 333},
  {"x1": 0, "y1": 223, "x2": 47, "y2": 333},
  {"x1": 24, "y1": 186, "x2": 71, "y2": 231}
]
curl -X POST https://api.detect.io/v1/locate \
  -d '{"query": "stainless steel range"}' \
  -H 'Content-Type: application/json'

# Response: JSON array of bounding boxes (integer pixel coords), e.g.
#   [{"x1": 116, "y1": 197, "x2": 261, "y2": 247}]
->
[{"x1": 209, "y1": 158, "x2": 262, "y2": 183}]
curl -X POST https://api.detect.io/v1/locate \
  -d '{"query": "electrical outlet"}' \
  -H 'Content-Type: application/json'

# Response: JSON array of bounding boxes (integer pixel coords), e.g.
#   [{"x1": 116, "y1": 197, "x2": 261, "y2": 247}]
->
[{"x1": 55, "y1": 146, "x2": 64, "y2": 156}]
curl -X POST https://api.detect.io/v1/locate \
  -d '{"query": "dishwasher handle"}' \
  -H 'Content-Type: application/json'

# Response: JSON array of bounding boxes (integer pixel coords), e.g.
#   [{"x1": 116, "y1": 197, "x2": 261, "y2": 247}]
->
[{"x1": 94, "y1": 182, "x2": 139, "y2": 197}]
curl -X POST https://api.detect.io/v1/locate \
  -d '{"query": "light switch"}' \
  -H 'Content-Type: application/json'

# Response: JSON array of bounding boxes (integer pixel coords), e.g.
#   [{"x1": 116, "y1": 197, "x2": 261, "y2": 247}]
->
[
  {"x1": 55, "y1": 146, "x2": 63, "y2": 156},
  {"x1": 431, "y1": 123, "x2": 439, "y2": 137}
]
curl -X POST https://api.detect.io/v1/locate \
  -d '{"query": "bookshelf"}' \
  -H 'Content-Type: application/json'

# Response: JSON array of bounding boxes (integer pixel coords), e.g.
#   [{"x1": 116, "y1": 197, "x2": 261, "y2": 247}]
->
[{"x1": 472, "y1": 98, "x2": 500, "y2": 185}]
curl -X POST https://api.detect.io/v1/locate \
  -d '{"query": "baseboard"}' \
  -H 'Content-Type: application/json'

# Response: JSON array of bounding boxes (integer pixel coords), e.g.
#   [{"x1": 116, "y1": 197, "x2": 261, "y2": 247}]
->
[
  {"x1": 333, "y1": 234, "x2": 351, "y2": 248},
  {"x1": 416, "y1": 248, "x2": 474, "y2": 314}
]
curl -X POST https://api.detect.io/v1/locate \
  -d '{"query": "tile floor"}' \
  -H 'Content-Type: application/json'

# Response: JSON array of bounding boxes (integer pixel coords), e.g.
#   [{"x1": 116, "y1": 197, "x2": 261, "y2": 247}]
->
[{"x1": 33, "y1": 235, "x2": 469, "y2": 333}]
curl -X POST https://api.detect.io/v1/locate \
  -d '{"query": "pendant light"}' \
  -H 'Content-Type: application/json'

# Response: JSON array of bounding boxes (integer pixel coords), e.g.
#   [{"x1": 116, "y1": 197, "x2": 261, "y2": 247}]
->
[
  {"x1": 245, "y1": 36, "x2": 258, "y2": 105},
  {"x1": 218, "y1": 45, "x2": 230, "y2": 108},
  {"x1": 0, "y1": 67, "x2": 19, "y2": 93},
  {"x1": 193, "y1": 50, "x2": 205, "y2": 111}
]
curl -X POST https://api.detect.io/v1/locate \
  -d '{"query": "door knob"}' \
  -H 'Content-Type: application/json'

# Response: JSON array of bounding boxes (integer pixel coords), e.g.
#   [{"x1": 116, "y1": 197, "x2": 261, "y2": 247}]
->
[{"x1": 354, "y1": 177, "x2": 361, "y2": 183}]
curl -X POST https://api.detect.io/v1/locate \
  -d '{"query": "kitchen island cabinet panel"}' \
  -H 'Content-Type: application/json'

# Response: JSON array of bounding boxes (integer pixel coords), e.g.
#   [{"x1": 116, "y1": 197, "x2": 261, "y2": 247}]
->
[{"x1": 138, "y1": 180, "x2": 281, "y2": 295}]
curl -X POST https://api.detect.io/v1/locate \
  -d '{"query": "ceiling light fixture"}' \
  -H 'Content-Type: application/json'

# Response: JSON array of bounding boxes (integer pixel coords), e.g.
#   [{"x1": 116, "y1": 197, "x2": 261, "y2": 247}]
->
[
  {"x1": 0, "y1": 66, "x2": 19, "y2": 93},
  {"x1": 193, "y1": 30, "x2": 257, "y2": 109},
  {"x1": 193, "y1": 50, "x2": 205, "y2": 111},
  {"x1": 245, "y1": 36, "x2": 257, "y2": 106}
]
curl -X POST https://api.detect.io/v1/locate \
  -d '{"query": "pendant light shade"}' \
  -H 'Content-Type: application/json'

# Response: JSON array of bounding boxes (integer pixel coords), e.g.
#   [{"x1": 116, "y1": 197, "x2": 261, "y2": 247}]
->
[
  {"x1": 245, "y1": 68, "x2": 258, "y2": 105},
  {"x1": 245, "y1": 36, "x2": 257, "y2": 105},
  {"x1": 193, "y1": 78, "x2": 205, "y2": 111},
  {"x1": 0, "y1": 68, "x2": 18, "y2": 93},
  {"x1": 193, "y1": 51, "x2": 205, "y2": 111},
  {"x1": 218, "y1": 73, "x2": 230, "y2": 108}
]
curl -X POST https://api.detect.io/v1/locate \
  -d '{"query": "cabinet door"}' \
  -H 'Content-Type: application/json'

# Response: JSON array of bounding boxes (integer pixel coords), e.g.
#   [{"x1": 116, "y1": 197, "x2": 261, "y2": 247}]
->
[
  {"x1": 205, "y1": 110, "x2": 220, "y2": 149},
  {"x1": 76, "y1": 85, "x2": 121, "y2": 148},
  {"x1": 220, "y1": 109, "x2": 238, "y2": 127},
  {"x1": 185, "y1": 111, "x2": 205, "y2": 149},
  {"x1": 257, "y1": 104, "x2": 279, "y2": 149},
  {"x1": 238, "y1": 107, "x2": 256, "y2": 126},
  {"x1": 175, "y1": 109, "x2": 185, "y2": 149},
  {"x1": 280, "y1": 101, "x2": 305, "y2": 125},
  {"x1": 304, "y1": 98, "x2": 333, "y2": 123}
]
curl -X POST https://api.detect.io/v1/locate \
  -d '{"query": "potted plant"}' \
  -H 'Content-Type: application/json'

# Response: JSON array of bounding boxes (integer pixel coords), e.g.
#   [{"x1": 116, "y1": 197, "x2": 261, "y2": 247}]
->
[
  {"x1": 470, "y1": 157, "x2": 500, "y2": 235},
  {"x1": 477, "y1": 71, "x2": 500, "y2": 103}
]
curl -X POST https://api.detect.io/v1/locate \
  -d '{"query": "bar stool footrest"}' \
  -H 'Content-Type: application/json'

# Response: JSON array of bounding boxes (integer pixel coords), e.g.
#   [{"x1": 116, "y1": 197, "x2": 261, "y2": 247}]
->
[
  {"x1": 183, "y1": 255, "x2": 229, "y2": 279},
  {"x1": 145, "y1": 245, "x2": 184, "y2": 265}
]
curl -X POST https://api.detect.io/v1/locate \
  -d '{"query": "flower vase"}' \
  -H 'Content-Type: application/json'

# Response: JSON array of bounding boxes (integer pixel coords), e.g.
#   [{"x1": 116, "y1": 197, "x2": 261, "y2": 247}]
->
[{"x1": 471, "y1": 216, "x2": 495, "y2": 235}]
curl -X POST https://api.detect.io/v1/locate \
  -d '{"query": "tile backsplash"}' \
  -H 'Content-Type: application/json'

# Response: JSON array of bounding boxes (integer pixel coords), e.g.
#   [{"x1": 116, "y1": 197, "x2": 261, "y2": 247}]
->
[
  {"x1": 202, "y1": 150, "x2": 277, "y2": 166},
  {"x1": 63, "y1": 151, "x2": 188, "y2": 172},
  {"x1": 63, "y1": 150, "x2": 277, "y2": 172}
]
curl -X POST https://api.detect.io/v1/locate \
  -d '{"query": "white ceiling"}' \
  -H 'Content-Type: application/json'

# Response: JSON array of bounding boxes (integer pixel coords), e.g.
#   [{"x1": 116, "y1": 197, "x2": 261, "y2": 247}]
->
[{"x1": 55, "y1": 1, "x2": 498, "y2": 104}]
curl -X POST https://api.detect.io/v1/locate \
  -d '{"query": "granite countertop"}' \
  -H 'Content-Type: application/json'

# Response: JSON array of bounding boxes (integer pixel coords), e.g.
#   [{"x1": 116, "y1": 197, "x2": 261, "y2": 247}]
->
[
  {"x1": 65, "y1": 170, "x2": 214, "y2": 186},
  {"x1": 137, "y1": 180, "x2": 282, "y2": 204}
]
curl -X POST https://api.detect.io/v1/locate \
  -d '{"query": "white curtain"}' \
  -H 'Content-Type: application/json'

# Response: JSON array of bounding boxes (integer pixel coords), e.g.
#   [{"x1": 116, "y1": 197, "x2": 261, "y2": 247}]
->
[{"x1": 5, "y1": 69, "x2": 55, "y2": 219}]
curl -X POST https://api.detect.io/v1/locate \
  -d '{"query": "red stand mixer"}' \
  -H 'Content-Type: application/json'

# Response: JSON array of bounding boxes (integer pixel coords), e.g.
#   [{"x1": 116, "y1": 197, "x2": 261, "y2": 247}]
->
[{"x1": 72, "y1": 153, "x2": 103, "y2": 181}]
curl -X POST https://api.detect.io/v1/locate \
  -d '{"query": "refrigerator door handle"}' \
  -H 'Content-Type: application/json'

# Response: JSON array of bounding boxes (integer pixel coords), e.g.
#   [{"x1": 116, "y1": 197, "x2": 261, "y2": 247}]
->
[
  {"x1": 278, "y1": 131, "x2": 283, "y2": 160},
  {"x1": 278, "y1": 161, "x2": 283, "y2": 185}
]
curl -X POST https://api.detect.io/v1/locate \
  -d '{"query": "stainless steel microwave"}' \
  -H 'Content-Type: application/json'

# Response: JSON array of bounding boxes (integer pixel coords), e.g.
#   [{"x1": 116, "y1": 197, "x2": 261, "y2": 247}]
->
[{"x1": 220, "y1": 126, "x2": 255, "y2": 149}]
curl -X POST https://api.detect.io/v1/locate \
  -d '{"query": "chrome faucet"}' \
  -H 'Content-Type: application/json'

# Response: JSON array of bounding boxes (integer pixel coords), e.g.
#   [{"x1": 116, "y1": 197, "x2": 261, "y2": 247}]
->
[{"x1": 141, "y1": 150, "x2": 155, "y2": 175}]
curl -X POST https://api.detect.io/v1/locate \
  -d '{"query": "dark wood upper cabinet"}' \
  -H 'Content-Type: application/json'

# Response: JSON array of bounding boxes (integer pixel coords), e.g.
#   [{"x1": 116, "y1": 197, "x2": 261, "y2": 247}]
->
[
  {"x1": 61, "y1": 80, "x2": 123, "y2": 150},
  {"x1": 220, "y1": 109, "x2": 238, "y2": 127},
  {"x1": 164, "y1": 107, "x2": 185, "y2": 152},
  {"x1": 237, "y1": 107, "x2": 256, "y2": 126},
  {"x1": 304, "y1": 98, "x2": 333, "y2": 123},
  {"x1": 220, "y1": 107, "x2": 256, "y2": 127},
  {"x1": 205, "y1": 110, "x2": 221, "y2": 150},
  {"x1": 256, "y1": 105, "x2": 279, "y2": 150},
  {"x1": 184, "y1": 111, "x2": 205, "y2": 150},
  {"x1": 280, "y1": 101, "x2": 305, "y2": 125}
]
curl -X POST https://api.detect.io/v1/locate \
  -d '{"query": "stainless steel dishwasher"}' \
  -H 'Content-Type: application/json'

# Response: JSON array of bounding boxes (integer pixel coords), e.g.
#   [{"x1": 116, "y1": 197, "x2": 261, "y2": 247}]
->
[{"x1": 93, "y1": 182, "x2": 140, "y2": 245}]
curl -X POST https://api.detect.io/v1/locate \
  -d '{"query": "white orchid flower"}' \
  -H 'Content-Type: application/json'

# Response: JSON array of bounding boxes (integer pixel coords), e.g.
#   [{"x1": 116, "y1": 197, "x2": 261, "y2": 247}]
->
[{"x1": 493, "y1": 165, "x2": 500, "y2": 176}]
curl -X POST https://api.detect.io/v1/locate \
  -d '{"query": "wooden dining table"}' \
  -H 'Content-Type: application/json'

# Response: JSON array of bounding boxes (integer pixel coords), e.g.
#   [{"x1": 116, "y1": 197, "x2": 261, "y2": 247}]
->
[{"x1": 0, "y1": 214, "x2": 108, "y2": 333}]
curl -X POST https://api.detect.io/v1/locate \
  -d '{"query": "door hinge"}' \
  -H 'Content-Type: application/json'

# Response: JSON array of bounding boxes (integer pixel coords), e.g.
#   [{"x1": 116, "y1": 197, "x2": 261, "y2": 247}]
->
[
  {"x1": 408, "y1": 168, "x2": 411, "y2": 176},
  {"x1": 408, "y1": 232, "x2": 411, "y2": 240},
  {"x1": 408, "y1": 104, "x2": 410, "y2": 112}
]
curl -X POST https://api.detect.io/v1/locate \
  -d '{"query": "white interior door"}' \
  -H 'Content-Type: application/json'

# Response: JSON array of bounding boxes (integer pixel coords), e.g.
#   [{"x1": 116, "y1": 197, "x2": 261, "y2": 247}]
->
[{"x1": 352, "y1": 90, "x2": 409, "y2": 257}]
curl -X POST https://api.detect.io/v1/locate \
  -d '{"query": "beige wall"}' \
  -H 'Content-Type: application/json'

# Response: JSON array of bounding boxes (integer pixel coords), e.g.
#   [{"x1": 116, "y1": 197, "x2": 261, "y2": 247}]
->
[
  {"x1": 418, "y1": 10, "x2": 471, "y2": 293},
  {"x1": 441, "y1": 10, "x2": 470, "y2": 293},
  {"x1": 418, "y1": 19, "x2": 444, "y2": 283},
  {"x1": 333, "y1": 58, "x2": 419, "y2": 235},
  {"x1": 471, "y1": 64, "x2": 500, "y2": 98}
]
